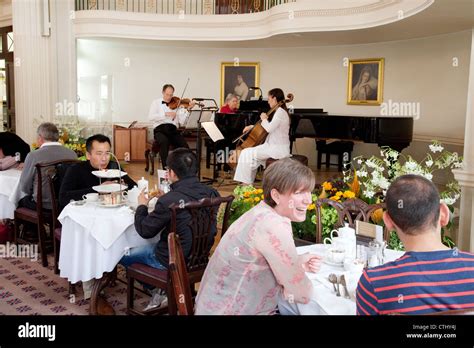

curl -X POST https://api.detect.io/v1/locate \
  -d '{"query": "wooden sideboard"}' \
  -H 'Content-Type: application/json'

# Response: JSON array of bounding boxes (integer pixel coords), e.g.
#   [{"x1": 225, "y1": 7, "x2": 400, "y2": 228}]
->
[{"x1": 113, "y1": 125, "x2": 147, "y2": 161}]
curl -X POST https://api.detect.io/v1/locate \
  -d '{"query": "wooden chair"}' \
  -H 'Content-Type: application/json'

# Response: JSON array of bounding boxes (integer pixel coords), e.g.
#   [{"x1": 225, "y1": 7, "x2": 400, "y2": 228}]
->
[
  {"x1": 315, "y1": 198, "x2": 388, "y2": 243},
  {"x1": 168, "y1": 232, "x2": 193, "y2": 315},
  {"x1": 144, "y1": 130, "x2": 199, "y2": 174},
  {"x1": 126, "y1": 195, "x2": 234, "y2": 315},
  {"x1": 45, "y1": 160, "x2": 80, "y2": 274},
  {"x1": 13, "y1": 160, "x2": 77, "y2": 267}
]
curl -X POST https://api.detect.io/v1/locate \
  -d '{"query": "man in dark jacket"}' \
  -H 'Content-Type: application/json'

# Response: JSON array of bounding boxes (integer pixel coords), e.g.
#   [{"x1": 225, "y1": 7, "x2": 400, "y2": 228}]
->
[
  {"x1": 59, "y1": 134, "x2": 136, "y2": 211},
  {"x1": 120, "y1": 147, "x2": 219, "y2": 310}
]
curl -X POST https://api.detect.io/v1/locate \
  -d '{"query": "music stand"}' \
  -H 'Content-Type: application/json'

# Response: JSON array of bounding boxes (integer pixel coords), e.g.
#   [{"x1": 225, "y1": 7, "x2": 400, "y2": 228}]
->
[{"x1": 190, "y1": 98, "x2": 219, "y2": 184}]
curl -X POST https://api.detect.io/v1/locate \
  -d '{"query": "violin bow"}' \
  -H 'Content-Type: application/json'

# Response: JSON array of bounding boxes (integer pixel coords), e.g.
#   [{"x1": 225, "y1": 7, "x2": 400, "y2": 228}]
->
[{"x1": 175, "y1": 77, "x2": 190, "y2": 109}]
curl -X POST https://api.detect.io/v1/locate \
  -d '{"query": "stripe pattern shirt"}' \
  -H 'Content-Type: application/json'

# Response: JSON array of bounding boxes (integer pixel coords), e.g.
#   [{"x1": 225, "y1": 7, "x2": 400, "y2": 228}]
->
[{"x1": 356, "y1": 248, "x2": 474, "y2": 315}]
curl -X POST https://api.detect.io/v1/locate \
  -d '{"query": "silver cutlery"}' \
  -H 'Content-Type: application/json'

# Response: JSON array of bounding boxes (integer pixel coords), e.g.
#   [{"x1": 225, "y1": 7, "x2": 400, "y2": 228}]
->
[
  {"x1": 339, "y1": 274, "x2": 351, "y2": 299},
  {"x1": 328, "y1": 273, "x2": 341, "y2": 296}
]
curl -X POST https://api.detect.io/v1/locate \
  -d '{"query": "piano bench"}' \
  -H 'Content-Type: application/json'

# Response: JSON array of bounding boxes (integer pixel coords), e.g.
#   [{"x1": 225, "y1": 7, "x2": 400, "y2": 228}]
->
[
  {"x1": 316, "y1": 140, "x2": 354, "y2": 172},
  {"x1": 266, "y1": 154, "x2": 309, "y2": 168}
]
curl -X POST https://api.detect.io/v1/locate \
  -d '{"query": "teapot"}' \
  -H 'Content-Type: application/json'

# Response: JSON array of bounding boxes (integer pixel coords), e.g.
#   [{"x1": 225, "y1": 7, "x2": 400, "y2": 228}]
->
[
  {"x1": 126, "y1": 186, "x2": 141, "y2": 206},
  {"x1": 338, "y1": 223, "x2": 356, "y2": 240}
]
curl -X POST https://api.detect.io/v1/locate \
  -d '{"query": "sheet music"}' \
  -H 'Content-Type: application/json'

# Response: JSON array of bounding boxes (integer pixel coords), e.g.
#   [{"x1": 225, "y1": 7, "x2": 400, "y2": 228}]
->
[{"x1": 202, "y1": 121, "x2": 224, "y2": 142}]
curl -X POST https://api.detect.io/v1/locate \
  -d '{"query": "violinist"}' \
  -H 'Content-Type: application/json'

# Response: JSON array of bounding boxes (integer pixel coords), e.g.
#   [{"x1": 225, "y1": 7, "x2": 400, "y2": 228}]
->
[
  {"x1": 233, "y1": 88, "x2": 291, "y2": 185},
  {"x1": 148, "y1": 84, "x2": 190, "y2": 168}
]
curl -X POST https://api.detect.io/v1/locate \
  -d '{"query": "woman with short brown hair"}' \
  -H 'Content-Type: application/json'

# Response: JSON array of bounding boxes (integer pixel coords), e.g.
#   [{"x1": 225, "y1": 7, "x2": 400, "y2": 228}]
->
[{"x1": 195, "y1": 158, "x2": 321, "y2": 315}]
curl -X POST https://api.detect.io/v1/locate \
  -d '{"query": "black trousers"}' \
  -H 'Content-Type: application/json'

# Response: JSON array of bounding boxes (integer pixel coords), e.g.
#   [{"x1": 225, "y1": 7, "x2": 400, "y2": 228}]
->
[{"x1": 153, "y1": 124, "x2": 189, "y2": 168}]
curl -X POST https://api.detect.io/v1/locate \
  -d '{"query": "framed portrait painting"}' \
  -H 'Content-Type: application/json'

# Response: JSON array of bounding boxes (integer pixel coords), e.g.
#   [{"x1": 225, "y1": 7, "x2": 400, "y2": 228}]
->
[
  {"x1": 347, "y1": 58, "x2": 384, "y2": 105},
  {"x1": 220, "y1": 62, "x2": 260, "y2": 106}
]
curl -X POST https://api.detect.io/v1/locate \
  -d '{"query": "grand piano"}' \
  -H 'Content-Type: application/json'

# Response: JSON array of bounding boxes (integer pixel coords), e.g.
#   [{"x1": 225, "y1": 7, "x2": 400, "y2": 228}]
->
[{"x1": 214, "y1": 101, "x2": 413, "y2": 154}]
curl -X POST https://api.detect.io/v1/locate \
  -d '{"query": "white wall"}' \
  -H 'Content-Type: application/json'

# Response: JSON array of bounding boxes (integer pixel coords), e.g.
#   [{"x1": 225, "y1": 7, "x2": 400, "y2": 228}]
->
[
  {"x1": 77, "y1": 30, "x2": 471, "y2": 166},
  {"x1": 0, "y1": 0, "x2": 12, "y2": 27}
]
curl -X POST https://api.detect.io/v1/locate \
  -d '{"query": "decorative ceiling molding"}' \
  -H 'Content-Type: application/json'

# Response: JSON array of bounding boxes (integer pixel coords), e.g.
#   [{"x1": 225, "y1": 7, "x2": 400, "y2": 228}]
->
[{"x1": 73, "y1": 0, "x2": 435, "y2": 41}]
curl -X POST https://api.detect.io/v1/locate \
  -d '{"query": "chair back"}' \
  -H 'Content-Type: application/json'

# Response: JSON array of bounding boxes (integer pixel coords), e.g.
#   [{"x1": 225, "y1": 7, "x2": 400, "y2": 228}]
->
[
  {"x1": 315, "y1": 198, "x2": 388, "y2": 243},
  {"x1": 169, "y1": 195, "x2": 234, "y2": 275},
  {"x1": 168, "y1": 232, "x2": 193, "y2": 315},
  {"x1": 40, "y1": 160, "x2": 80, "y2": 229}
]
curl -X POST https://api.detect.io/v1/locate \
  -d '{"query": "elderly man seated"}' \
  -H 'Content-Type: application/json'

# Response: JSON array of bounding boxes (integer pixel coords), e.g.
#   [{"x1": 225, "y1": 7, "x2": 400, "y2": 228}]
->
[{"x1": 356, "y1": 174, "x2": 474, "y2": 315}]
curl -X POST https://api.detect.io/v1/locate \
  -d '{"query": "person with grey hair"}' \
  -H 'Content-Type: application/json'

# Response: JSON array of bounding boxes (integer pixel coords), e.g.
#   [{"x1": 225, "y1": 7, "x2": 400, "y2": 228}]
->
[
  {"x1": 220, "y1": 93, "x2": 239, "y2": 114},
  {"x1": 18, "y1": 122, "x2": 77, "y2": 210}
]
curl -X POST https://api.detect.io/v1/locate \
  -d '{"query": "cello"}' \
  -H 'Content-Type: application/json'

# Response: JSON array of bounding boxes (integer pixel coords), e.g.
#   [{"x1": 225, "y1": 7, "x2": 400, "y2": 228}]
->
[{"x1": 228, "y1": 93, "x2": 294, "y2": 169}]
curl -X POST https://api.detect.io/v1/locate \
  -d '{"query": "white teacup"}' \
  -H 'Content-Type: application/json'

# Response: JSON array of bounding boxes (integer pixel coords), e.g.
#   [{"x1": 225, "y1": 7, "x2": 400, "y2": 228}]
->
[
  {"x1": 327, "y1": 248, "x2": 346, "y2": 263},
  {"x1": 82, "y1": 193, "x2": 99, "y2": 202}
]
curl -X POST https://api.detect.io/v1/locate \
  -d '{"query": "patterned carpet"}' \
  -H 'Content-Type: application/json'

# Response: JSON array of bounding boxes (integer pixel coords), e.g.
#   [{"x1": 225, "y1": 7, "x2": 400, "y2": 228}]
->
[{"x1": 0, "y1": 253, "x2": 149, "y2": 315}]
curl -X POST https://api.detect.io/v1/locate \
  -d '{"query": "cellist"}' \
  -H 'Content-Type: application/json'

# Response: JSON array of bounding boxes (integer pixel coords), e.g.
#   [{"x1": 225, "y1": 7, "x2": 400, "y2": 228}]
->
[{"x1": 233, "y1": 88, "x2": 291, "y2": 184}]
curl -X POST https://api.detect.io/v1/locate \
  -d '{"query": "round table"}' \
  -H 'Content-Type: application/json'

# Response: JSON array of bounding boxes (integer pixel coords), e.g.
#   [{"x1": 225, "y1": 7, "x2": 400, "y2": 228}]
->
[
  {"x1": 0, "y1": 169, "x2": 24, "y2": 219},
  {"x1": 58, "y1": 202, "x2": 159, "y2": 314}
]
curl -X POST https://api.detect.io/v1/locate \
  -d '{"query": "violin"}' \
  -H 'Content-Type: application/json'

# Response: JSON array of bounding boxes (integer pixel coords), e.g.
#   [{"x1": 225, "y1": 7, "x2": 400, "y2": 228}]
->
[
  {"x1": 167, "y1": 97, "x2": 191, "y2": 110},
  {"x1": 166, "y1": 97, "x2": 204, "y2": 110},
  {"x1": 228, "y1": 93, "x2": 294, "y2": 170}
]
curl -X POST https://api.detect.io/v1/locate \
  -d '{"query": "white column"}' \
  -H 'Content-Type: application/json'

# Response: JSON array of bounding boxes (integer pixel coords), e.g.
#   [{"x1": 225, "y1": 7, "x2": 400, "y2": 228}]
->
[
  {"x1": 12, "y1": 0, "x2": 53, "y2": 143},
  {"x1": 453, "y1": 28, "x2": 474, "y2": 252},
  {"x1": 50, "y1": 0, "x2": 76, "y2": 114},
  {"x1": 12, "y1": 0, "x2": 75, "y2": 143}
]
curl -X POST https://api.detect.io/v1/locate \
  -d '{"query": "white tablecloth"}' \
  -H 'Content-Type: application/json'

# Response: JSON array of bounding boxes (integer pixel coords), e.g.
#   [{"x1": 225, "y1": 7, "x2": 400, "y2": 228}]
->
[
  {"x1": 58, "y1": 202, "x2": 159, "y2": 283},
  {"x1": 278, "y1": 244, "x2": 404, "y2": 315},
  {"x1": 0, "y1": 169, "x2": 24, "y2": 219}
]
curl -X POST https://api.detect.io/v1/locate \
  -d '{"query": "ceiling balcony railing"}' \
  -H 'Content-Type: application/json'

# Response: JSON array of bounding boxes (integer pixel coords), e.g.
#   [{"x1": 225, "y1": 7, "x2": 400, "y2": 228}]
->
[{"x1": 75, "y1": 0, "x2": 296, "y2": 15}]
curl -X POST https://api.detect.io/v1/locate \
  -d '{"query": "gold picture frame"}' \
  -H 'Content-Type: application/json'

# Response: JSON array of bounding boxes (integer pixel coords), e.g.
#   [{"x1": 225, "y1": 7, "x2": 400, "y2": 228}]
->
[
  {"x1": 347, "y1": 58, "x2": 384, "y2": 105},
  {"x1": 220, "y1": 62, "x2": 260, "y2": 106}
]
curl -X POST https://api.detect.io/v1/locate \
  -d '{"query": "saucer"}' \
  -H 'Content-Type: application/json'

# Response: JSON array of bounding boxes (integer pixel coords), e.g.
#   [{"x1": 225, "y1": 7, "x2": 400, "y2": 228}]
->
[
  {"x1": 322, "y1": 258, "x2": 345, "y2": 267},
  {"x1": 98, "y1": 202, "x2": 126, "y2": 208},
  {"x1": 92, "y1": 184, "x2": 127, "y2": 193},
  {"x1": 92, "y1": 170, "x2": 127, "y2": 178}
]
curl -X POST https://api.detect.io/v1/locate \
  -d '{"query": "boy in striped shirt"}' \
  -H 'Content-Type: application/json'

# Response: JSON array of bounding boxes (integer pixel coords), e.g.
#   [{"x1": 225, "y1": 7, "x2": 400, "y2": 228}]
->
[{"x1": 356, "y1": 174, "x2": 474, "y2": 315}]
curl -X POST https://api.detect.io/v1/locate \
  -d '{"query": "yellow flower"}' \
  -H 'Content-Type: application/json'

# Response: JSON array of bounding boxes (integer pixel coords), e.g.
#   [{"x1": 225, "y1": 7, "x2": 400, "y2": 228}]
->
[
  {"x1": 257, "y1": 189, "x2": 263, "y2": 194},
  {"x1": 334, "y1": 191, "x2": 343, "y2": 198},
  {"x1": 307, "y1": 203, "x2": 315, "y2": 211},
  {"x1": 244, "y1": 198, "x2": 252, "y2": 203},
  {"x1": 322, "y1": 182, "x2": 332, "y2": 191},
  {"x1": 343, "y1": 190, "x2": 355, "y2": 199},
  {"x1": 371, "y1": 208, "x2": 384, "y2": 224},
  {"x1": 254, "y1": 197, "x2": 260, "y2": 202},
  {"x1": 261, "y1": 195, "x2": 264, "y2": 200},
  {"x1": 244, "y1": 192, "x2": 250, "y2": 198}
]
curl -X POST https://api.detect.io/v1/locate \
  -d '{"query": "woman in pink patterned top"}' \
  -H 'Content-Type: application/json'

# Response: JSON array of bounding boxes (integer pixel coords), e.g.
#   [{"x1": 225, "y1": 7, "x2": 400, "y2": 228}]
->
[{"x1": 195, "y1": 158, "x2": 321, "y2": 315}]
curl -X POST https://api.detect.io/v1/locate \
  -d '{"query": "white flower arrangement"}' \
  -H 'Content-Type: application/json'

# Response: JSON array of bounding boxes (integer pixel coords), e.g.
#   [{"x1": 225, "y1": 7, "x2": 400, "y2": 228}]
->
[
  {"x1": 343, "y1": 141, "x2": 462, "y2": 250},
  {"x1": 344, "y1": 141, "x2": 463, "y2": 206}
]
